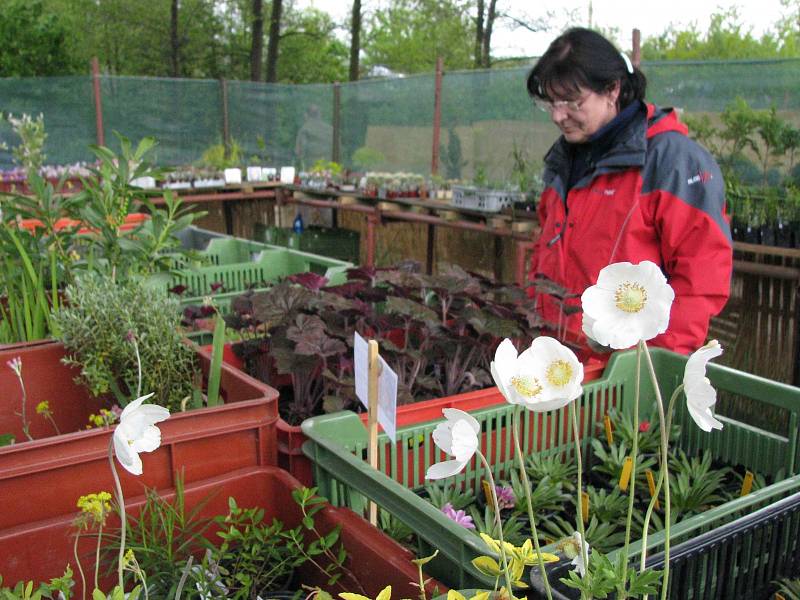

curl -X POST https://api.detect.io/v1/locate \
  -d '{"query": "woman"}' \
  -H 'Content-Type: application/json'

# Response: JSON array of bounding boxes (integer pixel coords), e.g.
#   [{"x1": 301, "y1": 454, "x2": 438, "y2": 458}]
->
[{"x1": 526, "y1": 28, "x2": 732, "y2": 356}]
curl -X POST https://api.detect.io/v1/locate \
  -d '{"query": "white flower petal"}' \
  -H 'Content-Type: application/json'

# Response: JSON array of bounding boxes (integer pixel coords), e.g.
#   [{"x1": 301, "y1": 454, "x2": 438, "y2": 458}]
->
[
  {"x1": 442, "y1": 408, "x2": 480, "y2": 435},
  {"x1": 449, "y1": 419, "x2": 478, "y2": 462},
  {"x1": 683, "y1": 340, "x2": 724, "y2": 432},
  {"x1": 426, "y1": 459, "x2": 468, "y2": 480},
  {"x1": 112, "y1": 394, "x2": 169, "y2": 477},
  {"x1": 119, "y1": 392, "x2": 155, "y2": 421}
]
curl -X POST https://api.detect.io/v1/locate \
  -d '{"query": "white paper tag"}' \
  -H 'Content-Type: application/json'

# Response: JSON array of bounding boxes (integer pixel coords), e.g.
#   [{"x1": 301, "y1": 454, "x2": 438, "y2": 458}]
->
[
  {"x1": 377, "y1": 356, "x2": 398, "y2": 442},
  {"x1": 354, "y1": 332, "x2": 369, "y2": 408}
]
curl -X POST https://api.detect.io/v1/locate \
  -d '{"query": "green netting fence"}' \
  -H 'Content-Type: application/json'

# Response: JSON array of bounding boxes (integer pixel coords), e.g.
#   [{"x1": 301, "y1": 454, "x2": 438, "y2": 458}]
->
[{"x1": 1, "y1": 59, "x2": 799, "y2": 176}]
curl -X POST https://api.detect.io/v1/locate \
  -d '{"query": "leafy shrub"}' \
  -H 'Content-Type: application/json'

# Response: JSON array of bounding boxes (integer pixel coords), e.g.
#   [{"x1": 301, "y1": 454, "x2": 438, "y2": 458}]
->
[{"x1": 54, "y1": 273, "x2": 196, "y2": 410}]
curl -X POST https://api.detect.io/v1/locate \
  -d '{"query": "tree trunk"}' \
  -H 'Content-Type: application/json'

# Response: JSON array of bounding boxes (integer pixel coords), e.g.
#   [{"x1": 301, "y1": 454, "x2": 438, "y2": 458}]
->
[
  {"x1": 481, "y1": 0, "x2": 497, "y2": 68},
  {"x1": 265, "y1": 0, "x2": 283, "y2": 83},
  {"x1": 474, "y1": 0, "x2": 484, "y2": 68},
  {"x1": 348, "y1": 0, "x2": 362, "y2": 81},
  {"x1": 250, "y1": 0, "x2": 264, "y2": 81},
  {"x1": 170, "y1": 0, "x2": 180, "y2": 77}
]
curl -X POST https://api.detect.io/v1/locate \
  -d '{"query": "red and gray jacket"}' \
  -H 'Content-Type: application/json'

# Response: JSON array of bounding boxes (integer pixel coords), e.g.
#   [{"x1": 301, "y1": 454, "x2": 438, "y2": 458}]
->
[{"x1": 528, "y1": 103, "x2": 732, "y2": 356}]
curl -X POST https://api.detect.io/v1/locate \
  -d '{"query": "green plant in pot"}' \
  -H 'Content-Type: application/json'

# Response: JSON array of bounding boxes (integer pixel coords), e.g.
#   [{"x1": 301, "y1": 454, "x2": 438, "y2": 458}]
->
[
  {"x1": 225, "y1": 262, "x2": 544, "y2": 424},
  {"x1": 53, "y1": 273, "x2": 197, "y2": 411}
]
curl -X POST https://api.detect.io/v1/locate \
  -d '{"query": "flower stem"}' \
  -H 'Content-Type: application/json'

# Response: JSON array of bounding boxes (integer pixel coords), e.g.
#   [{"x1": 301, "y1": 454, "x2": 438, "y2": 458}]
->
[
  {"x1": 569, "y1": 402, "x2": 589, "y2": 597},
  {"x1": 14, "y1": 373, "x2": 33, "y2": 441},
  {"x1": 512, "y1": 407, "x2": 553, "y2": 600},
  {"x1": 94, "y1": 522, "x2": 103, "y2": 591},
  {"x1": 108, "y1": 438, "x2": 126, "y2": 590},
  {"x1": 641, "y1": 344, "x2": 672, "y2": 600},
  {"x1": 477, "y1": 450, "x2": 514, "y2": 594},
  {"x1": 131, "y1": 335, "x2": 142, "y2": 399},
  {"x1": 73, "y1": 528, "x2": 87, "y2": 600},
  {"x1": 619, "y1": 342, "x2": 643, "y2": 597},
  {"x1": 639, "y1": 385, "x2": 682, "y2": 575}
]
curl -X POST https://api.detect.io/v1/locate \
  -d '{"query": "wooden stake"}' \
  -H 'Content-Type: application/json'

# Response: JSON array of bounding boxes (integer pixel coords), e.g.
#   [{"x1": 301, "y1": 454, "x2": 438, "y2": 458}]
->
[{"x1": 367, "y1": 339, "x2": 380, "y2": 525}]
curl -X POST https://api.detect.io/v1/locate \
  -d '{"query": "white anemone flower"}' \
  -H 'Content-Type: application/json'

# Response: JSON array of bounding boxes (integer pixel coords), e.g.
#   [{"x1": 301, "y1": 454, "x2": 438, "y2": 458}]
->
[
  {"x1": 426, "y1": 408, "x2": 480, "y2": 480},
  {"x1": 113, "y1": 393, "x2": 170, "y2": 476},
  {"x1": 684, "y1": 340, "x2": 724, "y2": 432},
  {"x1": 581, "y1": 261, "x2": 675, "y2": 349},
  {"x1": 491, "y1": 337, "x2": 583, "y2": 412},
  {"x1": 569, "y1": 532, "x2": 590, "y2": 577}
]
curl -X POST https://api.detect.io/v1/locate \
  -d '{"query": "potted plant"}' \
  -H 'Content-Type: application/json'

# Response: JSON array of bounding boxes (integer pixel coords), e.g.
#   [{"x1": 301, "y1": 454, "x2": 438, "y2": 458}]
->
[
  {"x1": 220, "y1": 263, "x2": 604, "y2": 484},
  {"x1": 0, "y1": 273, "x2": 280, "y2": 548}
]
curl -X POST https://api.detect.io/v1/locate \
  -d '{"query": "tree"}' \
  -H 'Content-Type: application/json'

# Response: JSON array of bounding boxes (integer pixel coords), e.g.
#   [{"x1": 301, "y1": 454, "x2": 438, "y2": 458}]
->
[
  {"x1": 250, "y1": 0, "x2": 264, "y2": 80},
  {"x1": 265, "y1": 0, "x2": 283, "y2": 82},
  {"x1": 277, "y1": 9, "x2": 348, "y2": 83},
  {"x1": 0, "y1": 0, "x2": 77, "y2": 76},
  {"x1": 641, "y1": 8, "x2": 788, "y2": 60},
  {"x1": 363, "y1": 0, "x2": 474, "y2": 74},
  {"x1": 349, "y1": 0, "x2": 362, "y2": 81}
]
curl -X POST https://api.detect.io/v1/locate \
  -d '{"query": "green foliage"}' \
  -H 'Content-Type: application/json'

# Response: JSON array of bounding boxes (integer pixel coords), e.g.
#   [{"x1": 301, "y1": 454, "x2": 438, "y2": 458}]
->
[
  {"x1": 424, "y1": 481, "x2": 475, "y2": 511},
  {"x1": 53, "y1": 274, "x2": 196, "y2": 410},
  {"x1": 199, "y1": 140, "x2": 243, "y2": 171},
  {"x1": 103, "y1": 476, "x2": 215, "y2": 598},
  {"x1": 543, "y1": 515, "x2": 626, "y2": 555},
  {"x1": 0, "y1": 0, "x2": 77, "y2": 76},
  {"x1": 774, "y1": 578, "x2": 800, "y2": 600},
  {"x1": 207, "y1": 498, "x2": 304, "y2": 597},
  {"x1": 276, "y1": 8, "x2": 348, "y2": 84},
  {"x1": 72, "y1": 133, "x2": 202, "y2": 281},
  {"x1": 590, "y1": 438, "x2": 657, "y2": 489},
  {"x1": 508, "y1": 471, "x2": 569, "y2": 514},
  {"x1": 4, "y1": 113, "x2": 47, "y2": 175},
  {"x1": 525, "y1": 452, "x2": 578, "y2": 490},
  {"x1": 641, "y1": 8, "x2": 790, "y2": 60},
  {"x1": 668, "y1": 449, "x2": 730, "y2": 519},
  {"x1": 352, "y1": 147, "x2": 386, "y2": 171},
  {"x1": 440, "y1": 128, "x2": 467, "y2": 180},
  {"x1": 468, "y1": 505, "x2": 526, "y2": 546},
  {"x1": 378, "y1": 509, "x2": 415, "y2": 547},
  {"x1": 363, "y1": 0, "x2": 474, "y2": 74}
]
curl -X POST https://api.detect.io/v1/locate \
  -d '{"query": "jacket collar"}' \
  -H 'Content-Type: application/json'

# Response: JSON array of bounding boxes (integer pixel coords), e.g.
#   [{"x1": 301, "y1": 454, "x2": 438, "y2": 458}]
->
[{"x1": 544, "y1": 103, "x2": 684, "y2": 177}]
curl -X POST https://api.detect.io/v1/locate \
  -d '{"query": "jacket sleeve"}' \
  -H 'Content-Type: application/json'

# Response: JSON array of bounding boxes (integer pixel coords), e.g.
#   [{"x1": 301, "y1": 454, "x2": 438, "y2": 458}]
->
[{"x1": 644, "y1": 134, "x2": 733, "y2": 354}]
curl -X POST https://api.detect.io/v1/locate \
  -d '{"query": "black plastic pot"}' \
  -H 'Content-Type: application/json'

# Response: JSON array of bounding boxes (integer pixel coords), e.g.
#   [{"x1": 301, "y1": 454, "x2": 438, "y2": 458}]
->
[
  {"x1": 776, "y1": 220, "x2": 793, "y2": 248},
  {"x1": 760, "y1": 224, "x2": 776, "y2": 247}
]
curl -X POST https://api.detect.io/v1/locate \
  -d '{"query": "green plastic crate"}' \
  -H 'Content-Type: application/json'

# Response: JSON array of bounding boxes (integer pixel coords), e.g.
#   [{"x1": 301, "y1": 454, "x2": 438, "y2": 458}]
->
[
  {"x1": 169, "y1": 245, "x2": 352, "y2": 310},
  {"x1": 301, "y1": 348, "x2": 800, "y2": 590},
  {"x1": 254, "y1": 225, "x2": 360, "y2": 265}
]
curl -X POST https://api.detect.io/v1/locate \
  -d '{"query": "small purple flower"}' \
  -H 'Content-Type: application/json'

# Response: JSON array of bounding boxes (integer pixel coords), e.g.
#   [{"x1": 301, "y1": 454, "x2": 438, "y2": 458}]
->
[
  {"x1": 125, "y1": 330, "x2": 136, "y2": 343},
  {"x1": 495, "y1": 485, "x2": 516, "y2": 510},
  {"x1": 442, "y1": 502, "x2": 475, "y2": 529}
]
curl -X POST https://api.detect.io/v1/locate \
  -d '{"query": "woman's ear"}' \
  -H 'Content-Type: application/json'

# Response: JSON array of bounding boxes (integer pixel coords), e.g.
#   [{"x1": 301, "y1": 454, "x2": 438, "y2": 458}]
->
[{"x1": 606, "y1": 80, "x2": 621, "y2": 106}]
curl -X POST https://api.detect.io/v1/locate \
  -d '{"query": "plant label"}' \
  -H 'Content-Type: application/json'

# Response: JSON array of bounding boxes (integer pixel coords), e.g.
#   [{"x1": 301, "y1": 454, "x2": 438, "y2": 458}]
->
[
  {"x1": 354, "y1": 332, "x2": 368, "y2": 406},
  {"x1": 377, "y1": 355, "x2": 398, "y2": 442},
  {"x1": 353, "y1": 332, "x2": 398, "y2": 442},
  {"x1": 619, "y1": 456, "x2": 633, "y2": 492}
]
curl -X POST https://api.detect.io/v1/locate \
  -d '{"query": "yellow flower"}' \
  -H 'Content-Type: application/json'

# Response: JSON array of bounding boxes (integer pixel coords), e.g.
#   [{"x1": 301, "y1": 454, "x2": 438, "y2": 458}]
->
[
  {"x1": 35, "y1": 401, "x2": 51, "y2": 416},
  {"x1": 77, "y1": 491, "x2": 113, "y2": 525}
]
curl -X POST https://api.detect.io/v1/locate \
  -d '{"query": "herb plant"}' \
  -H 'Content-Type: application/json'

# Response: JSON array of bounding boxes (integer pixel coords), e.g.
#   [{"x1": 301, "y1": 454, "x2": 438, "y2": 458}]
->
[{"x1": 54, "y1": 274, "x2": 196, "y2": 410}]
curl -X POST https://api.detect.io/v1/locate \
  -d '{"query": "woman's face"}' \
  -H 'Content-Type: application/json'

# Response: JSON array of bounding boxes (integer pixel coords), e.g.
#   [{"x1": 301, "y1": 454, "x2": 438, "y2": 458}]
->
[{"x1": 544, "y1": 82, "x2": 621, "y2": 144}]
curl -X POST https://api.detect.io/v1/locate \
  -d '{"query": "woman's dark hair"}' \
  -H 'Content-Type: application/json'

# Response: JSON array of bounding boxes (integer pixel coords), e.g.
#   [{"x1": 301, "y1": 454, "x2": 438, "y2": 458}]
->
[{"x1": 526, "y1": 28, "x2": 646, "y2": 109}]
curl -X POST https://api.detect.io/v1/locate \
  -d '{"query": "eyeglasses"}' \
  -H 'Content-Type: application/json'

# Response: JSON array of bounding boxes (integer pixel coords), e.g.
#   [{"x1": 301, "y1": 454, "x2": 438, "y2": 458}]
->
[{"x1": 534, "y1": 97, "x2": 587, "y2": 114}]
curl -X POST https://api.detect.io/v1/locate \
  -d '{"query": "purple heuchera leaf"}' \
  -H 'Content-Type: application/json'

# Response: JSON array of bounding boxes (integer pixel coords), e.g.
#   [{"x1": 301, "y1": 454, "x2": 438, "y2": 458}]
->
[
  {"x1": 210, "y1": 281, "x2": 224, "y2": 292},
  {"x1": 495, "y1": 485, "x2": 516, "y2": 510},
  {"x1": 441, "y1": 502, "x2": 475, "y2": 529},
  {"x1": 169, "y1": 284, "x2": 187, "y2": 296},
  {"x1": 288, "y1": 272, "x2": 329, "y2": 291}
]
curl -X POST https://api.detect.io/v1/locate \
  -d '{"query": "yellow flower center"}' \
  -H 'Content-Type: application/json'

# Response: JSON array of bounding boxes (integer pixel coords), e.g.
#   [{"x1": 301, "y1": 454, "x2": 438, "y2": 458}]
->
[
  {"x1": 614, "y1": 282, "x2": 648, "y2": 313},
  {"x1": 510, "y1": 375, "x2": 543, "y2": 399},
  {"x1": 546, "y1": 360, "x2": 573, "y2": 387}
]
